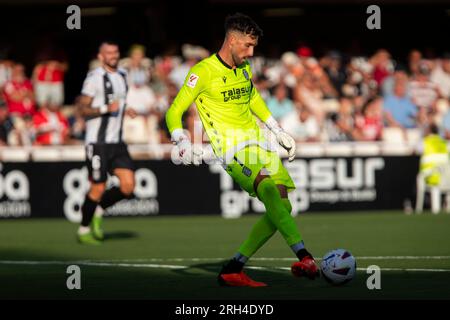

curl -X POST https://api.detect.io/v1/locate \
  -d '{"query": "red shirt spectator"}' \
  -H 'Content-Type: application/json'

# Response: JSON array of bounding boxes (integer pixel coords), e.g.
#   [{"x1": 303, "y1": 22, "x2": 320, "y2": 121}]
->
[
  {"x1": 356, "y1": 99, "x2": 383, "y2": 141},
  {"x1": 33, "y1": 106, "x2": 69, "y2": 145},
  {"x1": 357, "y1": 115, "x2": 383, "y2": 141},
  {"x1": 33, "y1": 60, "x2": 67, "y2": 108},
  {"x1": 2, "y1": 64, "x2": 35, "y2": 116},
  {"x1": 370, "y1": 49, "x2": 393, "y2": 86},
  {"x1": 35, "y1": 62, "x2": 65, "y2": 83},
  {"x1": 373, "y1": 66, "x2": 390, "y2": 86}
]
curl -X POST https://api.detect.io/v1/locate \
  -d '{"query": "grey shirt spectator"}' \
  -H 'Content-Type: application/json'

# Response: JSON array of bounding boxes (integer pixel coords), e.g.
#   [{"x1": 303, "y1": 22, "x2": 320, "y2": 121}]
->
[{"x1": 266, "y1": 84, "x2": 294, "y2": 120}]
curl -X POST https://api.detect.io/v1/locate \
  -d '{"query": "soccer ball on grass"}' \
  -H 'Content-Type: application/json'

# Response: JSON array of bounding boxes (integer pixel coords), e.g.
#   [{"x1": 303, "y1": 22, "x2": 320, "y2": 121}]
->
[{"x1": 320, "y1": 249, "x2": 356, "y2": 285}]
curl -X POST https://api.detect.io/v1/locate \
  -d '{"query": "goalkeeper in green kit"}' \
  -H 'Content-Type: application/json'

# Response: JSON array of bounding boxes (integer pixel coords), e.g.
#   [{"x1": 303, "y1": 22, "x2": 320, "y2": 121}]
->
[{"x1": 166, "y1": 13, "x2": 319, "y2": 287}]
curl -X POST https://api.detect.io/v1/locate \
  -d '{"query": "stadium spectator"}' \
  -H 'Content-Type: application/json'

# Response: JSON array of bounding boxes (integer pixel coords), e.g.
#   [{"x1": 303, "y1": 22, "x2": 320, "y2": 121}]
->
[
  {"x1": 303, "y1": 56, "x2": 339, "y2": 100},
  {"x1": 169, "y1": 44, "x2": 209, "y2": 89},
  {"x1": 153, "y1": 47, "x2": 181, "y2": 84},
  {"x1": 382, "y1": 65, "x2": 409, "y2": 97},
  {"x1": 322, "y1": 50, "x2": 346, "y2": 95},
  {"x1": 265, "y1": 51, "x2": 302, "y2": 89},
  {"x1": 355, "y1": 98, "x2": 383, "y2": 141},
  {"x1": 343, "y1": 57, "x2": 376, "y2": 104},
  {"x1": 383, "y1": 77, "x2": 418, "y2": 129},
  {"x1": 409, "y1": 61, "x2": 440, "y2": 112},
  {"x1": 408, "y1": 49, "x2": 423, "y2": 76},
  {"x1": 265, "y1": 83, "x2": 294, "y2": 120},
  {"x1": 252, "y1": 73, "x2": 271, "y2": 101},
  {"x1": 33, "y1": 59, "x2": 67, "y2": 109},
  {"x1": 341, "y1": 66, "x2": 367, "y2": 99},
  {"x1": 440, "y1": 103, "x2": 450, "y2": 140},
  {"x1": 2, "y1": 63, "x2": 35, "y2": 117},
  {"x1": 324, "y1": 113, "x2": 345, "y2": 142},
  {"x1": 280, "y1": 105, "x2": 320, "y2": 142},
  {"x1": 124, "y1": 79, "x2": 162, "y2": 144},
  {"x1": 296, "y1": 45, "x2": 313, "y2": 60},
  {"x1": 370, "y1": 49, "x2": 393, "y2": 86},
  {"x1": 0, "y1": 59, "x2": 13, "y2": 90},
  {"x1": 431, "y1": 53, "x2": 450, "y2": 99},
  {"x1": 126, "y1": 83, "x2": 157, "y2": 116},
  {"x1": 32, "y1": 104, "x2": 69, "y2": 145},
  {"x1": 120, "y1": 44, "x2": 152, "y2": 88},
  {"x1": 121, "y1": 45, "x2": 159, "y2": 117},
  {"x1": 0, "y1": 100, "x2": 13, "y2": 145},
  {"x1": 294, "y1": 72, "x2": 326, "y2": 122},
  {"x1": 326, "y1": 97, "x2": 357, "y2": 142},
  {"x1": 119, "y1": 45, "x2": 161, "y2": 144}
]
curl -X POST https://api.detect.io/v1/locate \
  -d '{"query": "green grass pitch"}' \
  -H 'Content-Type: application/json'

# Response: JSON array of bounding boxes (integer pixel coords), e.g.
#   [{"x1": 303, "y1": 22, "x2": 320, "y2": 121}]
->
[{"x1": 0, "y1": 211, "x2": 449, "y2": 299}]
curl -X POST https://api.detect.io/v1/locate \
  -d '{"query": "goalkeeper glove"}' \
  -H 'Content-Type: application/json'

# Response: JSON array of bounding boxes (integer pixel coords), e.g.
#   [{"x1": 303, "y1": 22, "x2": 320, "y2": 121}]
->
[
  {"x1": 171, "y1": 129, "x2": 203, "y2": 165},
  {"x1": 265, "y1": 116, "x2": 296, "y2": 162}
]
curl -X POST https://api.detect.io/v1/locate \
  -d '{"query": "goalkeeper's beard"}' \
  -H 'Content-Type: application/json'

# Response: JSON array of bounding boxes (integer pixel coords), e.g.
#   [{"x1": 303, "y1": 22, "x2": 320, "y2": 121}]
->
[{"x1": 232, "y1": 53, "x2": 246, "y2": 67}]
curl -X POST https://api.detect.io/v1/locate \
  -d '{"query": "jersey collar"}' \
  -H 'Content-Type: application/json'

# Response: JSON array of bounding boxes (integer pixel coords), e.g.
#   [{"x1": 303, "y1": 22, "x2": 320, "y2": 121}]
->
[{"x1": 215, "y1": 53, "x2": 233, "y2": 70}]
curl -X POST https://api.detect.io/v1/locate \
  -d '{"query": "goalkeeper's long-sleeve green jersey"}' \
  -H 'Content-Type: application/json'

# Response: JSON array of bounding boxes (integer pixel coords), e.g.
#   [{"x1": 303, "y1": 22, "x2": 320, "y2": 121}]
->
[{"x1": 165, "y1": 53, "x2": 275, "y2": 163}]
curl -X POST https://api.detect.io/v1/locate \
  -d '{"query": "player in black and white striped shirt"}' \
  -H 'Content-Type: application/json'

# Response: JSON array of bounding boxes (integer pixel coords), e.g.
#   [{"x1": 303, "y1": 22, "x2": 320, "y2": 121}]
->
[{"x1": 77, "y1": 41, "x2": 137, "y2": 245}]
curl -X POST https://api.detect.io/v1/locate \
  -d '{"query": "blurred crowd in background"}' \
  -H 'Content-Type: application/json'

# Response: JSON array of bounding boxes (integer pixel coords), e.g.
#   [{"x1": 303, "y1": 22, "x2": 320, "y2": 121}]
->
[{"x1": 0, "y1": 43, "x2": 449, "y2": 147}]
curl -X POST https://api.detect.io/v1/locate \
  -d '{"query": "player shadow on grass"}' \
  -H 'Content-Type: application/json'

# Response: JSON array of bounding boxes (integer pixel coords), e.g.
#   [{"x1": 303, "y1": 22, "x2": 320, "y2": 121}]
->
[
  {"x1": 103, "y1": 231, "x2": 139, "y2": 241},
  {"x1": 170, "y1": 261, "x2": 294, "y2": 282},
  {"x1": 172, "y1": 261, "x2": 225, "y2": 276},
  {"x1": 168, "y1": 261, "x2": 342, "y2": 289}
]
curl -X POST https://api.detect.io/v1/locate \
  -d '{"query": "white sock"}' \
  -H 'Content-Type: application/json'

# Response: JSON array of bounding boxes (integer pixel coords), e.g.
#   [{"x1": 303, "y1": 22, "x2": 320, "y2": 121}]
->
[
  {"x1": 78, "y1": 226, "x2": 91, "y2": 235},
  {"x1": 94, "y1": 206, "x2": 105, "y2": 218}
]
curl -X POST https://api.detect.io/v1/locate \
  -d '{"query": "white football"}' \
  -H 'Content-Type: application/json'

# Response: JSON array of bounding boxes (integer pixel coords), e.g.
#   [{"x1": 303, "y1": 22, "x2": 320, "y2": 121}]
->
[{"x1": 320, "y1": 249, "x2": 356, "y2": 285}]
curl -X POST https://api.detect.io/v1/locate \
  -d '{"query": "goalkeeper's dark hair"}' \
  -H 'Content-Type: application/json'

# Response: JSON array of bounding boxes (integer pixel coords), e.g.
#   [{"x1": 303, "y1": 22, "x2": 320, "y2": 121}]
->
[{"x1": 224, "y1": 13, "x2": 263, "y2": 38}]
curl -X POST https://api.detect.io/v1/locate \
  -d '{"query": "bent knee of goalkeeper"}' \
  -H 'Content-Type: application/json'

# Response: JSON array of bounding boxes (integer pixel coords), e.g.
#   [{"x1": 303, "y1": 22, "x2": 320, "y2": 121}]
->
[{"x1": 255, "y1": 176, "x2": 281, "y2": 200}]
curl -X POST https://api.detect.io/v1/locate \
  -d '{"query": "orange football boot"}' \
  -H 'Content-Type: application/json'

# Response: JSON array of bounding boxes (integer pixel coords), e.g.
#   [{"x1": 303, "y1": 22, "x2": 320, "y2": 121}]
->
[{"x1": 291, "y1": 256, "x2": 320, "y2": 280}]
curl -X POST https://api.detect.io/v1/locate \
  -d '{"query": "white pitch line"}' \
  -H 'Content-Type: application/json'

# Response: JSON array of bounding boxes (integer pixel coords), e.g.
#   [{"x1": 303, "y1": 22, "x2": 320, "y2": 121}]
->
[
  {"x1": 247, "y1": 266, "x2": 450, "y2": 273},
  {"x1": 252, "y1": 256, "x2": 450, "y2": 261},
  {"x1": 81, "y1": 262, "x2": 187, "y2": 269}
]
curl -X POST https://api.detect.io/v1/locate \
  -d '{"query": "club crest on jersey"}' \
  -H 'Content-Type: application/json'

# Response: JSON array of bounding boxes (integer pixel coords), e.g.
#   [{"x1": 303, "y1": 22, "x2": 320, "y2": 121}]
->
[
  {"x1": 243, "y1": 69, "x2": 249, "y2": 80},
  {"x1": 242, "y1": 166, "x2": 252, "y2": 177},
  {"x1": 187, "y1": 73, "x2": 199, "y2": 88}
]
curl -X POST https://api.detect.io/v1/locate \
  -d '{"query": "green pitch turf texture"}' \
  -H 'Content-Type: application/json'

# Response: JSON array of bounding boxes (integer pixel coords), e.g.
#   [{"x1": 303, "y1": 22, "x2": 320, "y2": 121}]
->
[{"x1": 0, "y1": 211, "x2": 449, "y2": 300}]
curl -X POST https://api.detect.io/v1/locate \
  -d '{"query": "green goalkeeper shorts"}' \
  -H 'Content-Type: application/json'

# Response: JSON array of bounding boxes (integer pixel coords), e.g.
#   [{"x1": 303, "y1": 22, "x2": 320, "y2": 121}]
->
[{"x1": 225, "y1": 145, "x2": 296, "y2": 197}]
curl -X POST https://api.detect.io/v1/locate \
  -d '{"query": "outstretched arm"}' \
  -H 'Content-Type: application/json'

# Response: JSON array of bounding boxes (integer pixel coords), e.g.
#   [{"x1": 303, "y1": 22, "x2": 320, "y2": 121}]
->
[
  {"x1": 166, "y1": 67, "x2": 207, "y2": 165},
  {"x1": 165, "y1": 84, "x2": 196, "y2": 141}
]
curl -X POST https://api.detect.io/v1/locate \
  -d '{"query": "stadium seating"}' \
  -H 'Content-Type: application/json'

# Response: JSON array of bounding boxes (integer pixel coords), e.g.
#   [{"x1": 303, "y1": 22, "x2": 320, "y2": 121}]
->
[{"x1": 123, "y1": 115, "x2": 150, "y2": 144}]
